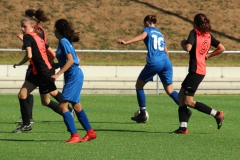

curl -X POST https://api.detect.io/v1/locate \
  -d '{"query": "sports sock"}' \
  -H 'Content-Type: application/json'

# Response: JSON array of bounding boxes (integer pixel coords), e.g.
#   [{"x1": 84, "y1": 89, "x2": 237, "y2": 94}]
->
[
  {"x1": 194, "y1": 102, "x2": 212, "y2": 115},
  {"x1": 169, "y1": 91, "x2": 178, "y2": 105},
  {"x1": 52, "y1": 91, "x2": 73, "y2": 112},
  {"x1": 178, "y1": 106, "x2": 188, "y2": 128},
  {"x1": 75, "y1": 109, "x2": 92, "y2": 131},
  {"x1": 62, "y1": 111, "x2": 77, "y2": 134},
  {"x1": 136, "y1": 89, "x2": 146, "y2": 114},
  {"x1": 18, "y1": 98, "x2": 30, "y2": 125},
  {"x1": 47, "y1": 100, "x2": 61, "y2": 115},
  {"x1": 26, "y1": 94, "x2": 34, "y2": 119}
]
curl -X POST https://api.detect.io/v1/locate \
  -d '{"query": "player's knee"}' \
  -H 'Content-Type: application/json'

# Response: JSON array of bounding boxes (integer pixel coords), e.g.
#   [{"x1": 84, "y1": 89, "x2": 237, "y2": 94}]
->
[
  {"x1": 184, "y1": 100, "x2": 195, "y2": 107},
  {"x1": 18, "y1": 93, "x2": 27, "y2": 99}
]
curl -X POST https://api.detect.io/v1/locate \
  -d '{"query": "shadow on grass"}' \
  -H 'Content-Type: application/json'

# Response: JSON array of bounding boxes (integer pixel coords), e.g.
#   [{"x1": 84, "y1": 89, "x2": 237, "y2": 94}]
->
[{"x1": 0, "y1": 139, "x2": 62, "y2": 142}]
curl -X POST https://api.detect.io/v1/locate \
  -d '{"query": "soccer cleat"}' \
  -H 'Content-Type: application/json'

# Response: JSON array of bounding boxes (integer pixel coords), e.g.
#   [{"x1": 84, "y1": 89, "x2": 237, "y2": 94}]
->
[
  {"x1": 173, "y1": 128, "x2": 189, "y2": 134},
  {"x1": 13, "y1": 124, "x2": 32, "y2": 133},
  {"x1": 65, "y1": 135, "x2": 82, "y2": 144},
  {"x1": 131, "y1": 113, "x2": 148, "y2": 123},
  {"x1": 82, "y1": 132, "x2": 97, "y2": 142},
  {"x1": 15, "y1": 118, "x2": 34, "y2": 125},
  {"x1": 215, "y1": 111, "x2": 224, "y2": 129}
]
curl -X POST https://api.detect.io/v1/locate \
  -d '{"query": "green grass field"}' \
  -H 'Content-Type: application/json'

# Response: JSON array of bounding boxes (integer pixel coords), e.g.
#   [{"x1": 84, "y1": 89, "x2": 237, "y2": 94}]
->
[{"x1": 0, "y1": 94, "x2": 239, "y2": 160}]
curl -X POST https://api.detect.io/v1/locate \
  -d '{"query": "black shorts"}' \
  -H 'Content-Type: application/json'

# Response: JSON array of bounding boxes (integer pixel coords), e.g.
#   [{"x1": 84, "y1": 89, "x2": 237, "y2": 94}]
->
[
  {"x1": 36, "y1": 70, "x2": 57, "y2": 94},
  {"x1": 181, "y1": 72, "x2": 205, "y2": 96},
  {"x1": 25, "y1": 69, "x2": 38, "y2": 86}
]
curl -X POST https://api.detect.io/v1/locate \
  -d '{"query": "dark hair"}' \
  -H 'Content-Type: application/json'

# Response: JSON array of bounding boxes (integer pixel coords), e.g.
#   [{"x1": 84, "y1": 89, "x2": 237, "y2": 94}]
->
[
  {"x1": 55, "y1": 19, "x2": 79, "y2": 43},
  {"x1": 25, "y1": 8, "x2": 50, "y2": 23},
  {"x1": 194, "y1": 13, "x2": 211, "y2": 33},
  {"x1": 144, "y1": 15, "x2": 157, "y2": 24}
]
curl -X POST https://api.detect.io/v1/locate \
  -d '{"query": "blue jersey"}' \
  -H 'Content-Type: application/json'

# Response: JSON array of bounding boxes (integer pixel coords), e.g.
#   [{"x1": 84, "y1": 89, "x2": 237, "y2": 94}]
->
[
  {"x1": 56, "y1": 38, "x2": 79, "y2": 76},
  {"x1": 56, "y1": 37, "x2": 83, "y2": 103},
  {"x1": 143, "y1": 27, "x2": 168, "y2": 64}
]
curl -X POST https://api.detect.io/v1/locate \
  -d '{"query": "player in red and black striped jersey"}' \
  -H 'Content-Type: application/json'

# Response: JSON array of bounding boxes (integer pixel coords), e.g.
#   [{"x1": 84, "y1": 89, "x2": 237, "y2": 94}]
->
[
  {"x1": 174, "y1": 13, "x2": 225, "y2": 134},
  {"x1": 15, "y1": 9, "x2": 73, "y2": 126},
  {"x1": 13, "y1": 17, "x2": 62, "y2": 133}
]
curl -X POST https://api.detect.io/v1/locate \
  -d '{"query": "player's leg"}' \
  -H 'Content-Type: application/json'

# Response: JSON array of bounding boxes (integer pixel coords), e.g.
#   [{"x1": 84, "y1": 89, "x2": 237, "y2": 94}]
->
[
  {"x1": 59, "y1": 100, "x2": 81, "y2": 143},
  {"x1": 13, "y1": 81, "x2": 36, "y2": 133},
  {"x1": 73, "y1": 102, "x2": 96, "y2": 142},
  {"x1": 26, "y1": 93, "x2": 34, "y2": 122},
  {"x1": 38, "y1": 70, "x2": 62, "y2": 115},
  {"x1": 160, "y1": 58, "x2": 179, "y2": 105},
  {"x1": 50, "y1": 90, "x2": 74, "y2": 116}
]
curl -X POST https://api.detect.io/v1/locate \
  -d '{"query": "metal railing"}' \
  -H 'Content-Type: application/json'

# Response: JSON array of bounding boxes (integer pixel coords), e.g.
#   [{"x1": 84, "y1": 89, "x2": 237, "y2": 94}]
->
[
  {"x1": 0, "y1": 48, "x2": 240, "y2": 54},
  {"x1": 1, "y1": 48, "x2": 240, "y2": 94}
]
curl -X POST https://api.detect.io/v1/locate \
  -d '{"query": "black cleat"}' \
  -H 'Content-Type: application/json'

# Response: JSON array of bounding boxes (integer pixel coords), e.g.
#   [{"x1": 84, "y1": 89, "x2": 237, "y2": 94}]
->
[
  {"x1": 215, "y1": 111, "x2": 224, "y2": 129},
  {"x1": 173, "y1": 128, "x2": 189, "y2": 134},
  {"x1": 131, "y1": 113, "x2": 148, "y2": 123},
  {"x1": 13, "y1": 124, "x2": 32, "y2": 133}
]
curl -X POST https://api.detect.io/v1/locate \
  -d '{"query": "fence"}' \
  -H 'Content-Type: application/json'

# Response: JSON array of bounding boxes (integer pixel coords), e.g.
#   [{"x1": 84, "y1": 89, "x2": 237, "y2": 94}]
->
[
  {"x1": 1, "y1": 49, "x2": 240, "y2": 94},
  {"x1": 0, "y1": 48, "x2": 240, "y2": 53}
]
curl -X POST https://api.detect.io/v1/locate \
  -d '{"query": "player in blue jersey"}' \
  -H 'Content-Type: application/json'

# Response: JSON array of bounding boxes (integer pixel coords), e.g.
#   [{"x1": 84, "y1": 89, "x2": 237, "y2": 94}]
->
[
  {"x1": 51, "y1": 19, "x2": 97, "y2": 143},
  {"x1": 118, "y1": 15, "x2": 189, "y2": 123}
]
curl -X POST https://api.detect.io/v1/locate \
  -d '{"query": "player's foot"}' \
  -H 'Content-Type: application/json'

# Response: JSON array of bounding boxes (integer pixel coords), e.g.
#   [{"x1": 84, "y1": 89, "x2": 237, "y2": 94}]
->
[
  {"x1": 173, "y1": 128, "x2": 189, "y2": 134},
  {"x1": 131, "y1": 113, "x2": 148, "y2": 123},
  {"x1": 13, "y1": 124, "x2": 32, "y2": 133},
  {"x1": 215, "y1": 111, "x2": 224, "y2": 129},
  {"x1": 15, "y1": 118, "x2": 34, "y2": 125},
  {"x1": 65, "y1": 135, "x2": 82, "y2": 144},
  {"x1": 82, "y1": 131, "x2": 97, "y2": 142}
]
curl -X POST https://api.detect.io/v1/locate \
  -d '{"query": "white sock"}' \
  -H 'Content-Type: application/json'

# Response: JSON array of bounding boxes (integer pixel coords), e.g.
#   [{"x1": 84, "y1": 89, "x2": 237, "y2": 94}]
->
[
  {"x1": 180, "y1": 122, "x2": 187, "y2": 128},
  {"x1": 210, "y1": 109, "x2": 217, "y2": 116}
]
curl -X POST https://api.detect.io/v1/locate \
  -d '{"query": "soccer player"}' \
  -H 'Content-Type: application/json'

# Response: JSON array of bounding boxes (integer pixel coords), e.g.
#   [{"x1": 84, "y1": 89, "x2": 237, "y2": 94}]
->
[
  {"x1": 117, "y1": 15, "x2": 182, "y2": 123},
  {"x1": 16, "y1": 8, "x2": 74, "y2": 125},
  {"x1": 13, "y1": 17, "x2": 61, "y2": 133},
  {"x1": 174, "y1": 13, "x2": 225, "y2": 134},
  {"x1": 51, "y1": 19, "x2": 97, "y2": 143}
]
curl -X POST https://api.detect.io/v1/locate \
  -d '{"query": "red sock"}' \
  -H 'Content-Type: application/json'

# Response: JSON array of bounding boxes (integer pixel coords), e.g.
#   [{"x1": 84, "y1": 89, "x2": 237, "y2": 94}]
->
[
  {"x1": 72, "y1": 133, "x2": 79, "y2": 137},
  {"x1": 87, "y1": 129, "x2": 94, "y2": 134}
]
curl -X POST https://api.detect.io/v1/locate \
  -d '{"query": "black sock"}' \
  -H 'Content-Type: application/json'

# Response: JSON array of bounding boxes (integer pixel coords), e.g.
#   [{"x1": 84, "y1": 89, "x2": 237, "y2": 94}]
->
[
  {"x1": 178, "y1": 106, "x2": 188, "y2": 123},
  {"x1": 26, "y1": 94, "x2": 34, "y2": 119},
  {"x1": 19, "y1": 98, "x2": 30, "y2": 125},
  {"x1": 52, "y1": 92, "x2": 72, "y2": 112},
  {"x1": 47, "y1": 100, "x2": 62, "y2": 115},
  {"x1": 52, "y1": 91, "x2": 62, "y2": 102},
  {"x1": 194, "y1": 102, "x2": 212, "y2": 115}
]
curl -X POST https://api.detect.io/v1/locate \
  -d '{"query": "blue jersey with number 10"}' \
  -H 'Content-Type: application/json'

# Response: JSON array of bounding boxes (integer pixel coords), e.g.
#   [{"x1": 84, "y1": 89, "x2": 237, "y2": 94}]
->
[{"x1": 143, "y1": 27, "x2": 168, "y2": 64}]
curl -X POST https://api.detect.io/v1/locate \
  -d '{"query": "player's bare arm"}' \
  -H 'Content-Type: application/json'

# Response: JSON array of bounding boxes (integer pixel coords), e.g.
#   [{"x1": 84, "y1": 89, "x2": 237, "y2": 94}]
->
[{"x1": 118, "y1": 32, "x2": 147, "y2": 45}]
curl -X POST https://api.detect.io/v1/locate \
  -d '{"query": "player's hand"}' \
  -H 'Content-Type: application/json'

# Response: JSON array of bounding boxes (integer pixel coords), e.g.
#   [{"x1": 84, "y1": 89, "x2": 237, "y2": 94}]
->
[
  {"x1": 13, "y1": 63, "x2": 18, "y2": 68},
  {"x1": 205, "y1": 53, "x2": 210, "y2": 60},
  {"x1": 117, "y1": 39, "x2": 126, "y2": 45},
  {"x1": 51, "y1": 74, "x2": 59, "y2": 81}
]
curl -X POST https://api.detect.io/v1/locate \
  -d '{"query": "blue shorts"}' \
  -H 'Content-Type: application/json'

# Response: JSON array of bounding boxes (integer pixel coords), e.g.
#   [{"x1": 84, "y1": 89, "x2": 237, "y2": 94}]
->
[
  {"x1": 62, "y1": 68, "x2": 83, "y2": 103},
  {"x1": 138, "y1": 58, "x2": 173, "y2": 84}
]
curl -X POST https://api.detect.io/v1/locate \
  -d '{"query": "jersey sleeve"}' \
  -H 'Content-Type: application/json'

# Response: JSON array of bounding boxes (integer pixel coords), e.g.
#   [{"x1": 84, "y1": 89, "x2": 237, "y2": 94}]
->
[
  {"x1": 210, "y1": 34, "x2": 220, "y2": 48},
  {"x1": 23, "y1": 34, "x2": 33, "y2": 48},
  {"x1": 59, "y1": 39, "x2": 73, "y2": 55},
  {"x1": 186, "y1": 29, "x2": 196, "y2": 45},
  {"x1": 143, "y1": 27, "x2": 149, "y2": 35}
]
